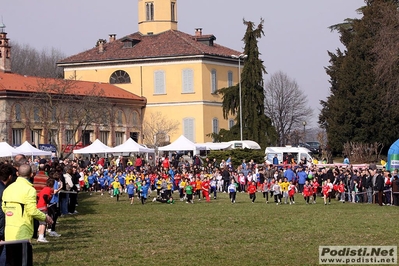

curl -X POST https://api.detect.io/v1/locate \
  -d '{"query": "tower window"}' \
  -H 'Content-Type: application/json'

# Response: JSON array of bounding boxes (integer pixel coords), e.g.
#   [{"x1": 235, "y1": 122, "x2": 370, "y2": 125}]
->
[
  {"x1": 171, "y1": 2, "x2": 176, "y2": 21},
  {"x1": 110, "y1": 70, "x2": 131, "y2": 84},
  {"x1": 146, "y1": 2, "x2": 154, "y2": 21}
]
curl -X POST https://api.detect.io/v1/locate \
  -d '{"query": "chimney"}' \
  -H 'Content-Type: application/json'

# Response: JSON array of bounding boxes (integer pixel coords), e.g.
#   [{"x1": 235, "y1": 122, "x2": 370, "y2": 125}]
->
[
  {"x1": 0, "y1": 31, "x2": 11, "y2": 73},
  {"x1": 98, "y1": 39, "x2": 105, "y2": 53},
  {"x1": 195, "y1": 28, "x2": 202, "y2": 37},
  {"x1": 109, "y1": 34, "x2": 116, "y2": 43}
]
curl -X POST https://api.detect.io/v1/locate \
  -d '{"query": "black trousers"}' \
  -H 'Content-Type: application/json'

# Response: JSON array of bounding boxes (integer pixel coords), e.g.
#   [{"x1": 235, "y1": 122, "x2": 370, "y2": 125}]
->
[{"x1": 5, "y1": 241, "x2": 33, "y2": 266}]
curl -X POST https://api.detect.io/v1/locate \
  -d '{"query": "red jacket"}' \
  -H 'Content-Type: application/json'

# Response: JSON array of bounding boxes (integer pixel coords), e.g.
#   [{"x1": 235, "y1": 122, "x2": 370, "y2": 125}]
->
[{"x1": 248, "y1": 184, "x2": 256, "y2": 194}]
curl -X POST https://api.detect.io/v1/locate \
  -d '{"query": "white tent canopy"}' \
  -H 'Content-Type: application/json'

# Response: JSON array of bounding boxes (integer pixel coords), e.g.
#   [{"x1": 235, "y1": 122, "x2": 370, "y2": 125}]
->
[
  {"x1": 199, "y1": 140, "x2": 261, "y2": 150},
  {"x1": 14, "y1": 141, "x2": 52, "y2": 156},
  {"x1": 0, "y1": 142, "x2": 19, "y2": 157},
  {"x1": 109, "y1": 138, "x2": 154, "y2": 154},
  {"x1": 73, "y1": 139, "x2": 112, "y2": 154},
  {"x1": 158, "y1": 135, "x2": 206, "y2": 155},
  {"x1": 202, "y1": 142, "x2": 232, "y2": 150}
]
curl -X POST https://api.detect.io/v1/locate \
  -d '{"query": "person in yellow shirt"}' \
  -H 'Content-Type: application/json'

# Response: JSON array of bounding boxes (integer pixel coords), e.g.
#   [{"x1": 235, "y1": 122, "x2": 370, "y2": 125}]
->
[
  {"x1": 279, "y1": 177, "x2": 290, "y2": 204},
  {"x1": 125, "y1": 172, "x2": 134, "y2": 192},
  {"x1": 2, "y1": 164, "x2": 53, "y2": 241},
  {"x1": 111, "y1": 177, "x2": 121, "y2": 201},
  {"x1": 155, "y1": 177, "x2": 163, "y2": 198},
  {"x1": 165, "y1": 177, "x2": 173, "y2": 199},
  {"x1": 179, "y1": 178, "x2": 187, "y2": 201}
]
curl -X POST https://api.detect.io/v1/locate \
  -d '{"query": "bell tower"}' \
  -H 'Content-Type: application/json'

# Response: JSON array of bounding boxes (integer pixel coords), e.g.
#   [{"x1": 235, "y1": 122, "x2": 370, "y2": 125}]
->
[
  {"x1": 138, "y1": 0, "x2": 178, "y2": 35},
  {"x1": 0, "y1": 22, "x2": 11, "y2": 73}
]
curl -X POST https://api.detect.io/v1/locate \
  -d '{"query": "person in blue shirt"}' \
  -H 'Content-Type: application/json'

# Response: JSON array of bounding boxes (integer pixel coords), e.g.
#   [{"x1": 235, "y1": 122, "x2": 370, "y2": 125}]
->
[
  {"x1": 140, "y1": 180, "x2": 151, "y2": 205},
  {"x1": 272, "y1": 154, "x2": 279, "y2": 165},
  {"x1": 296, "y1": 167, "x2": 308, "y2": 193},
  {"x1": 106, "y1": 173, "x2": 114, "y2": 195},
  {"x1": 98, "y1": 174, "x2": 107, "y2": 196},
  {"x1": 126, "y1": 179, "x2": 136, "y2": 205},
  {"x1": 343, "y1": 155, "x2": 350, "y2": 164},
  {"x1": 284, "y1": 167, "x2": 296, "y2": 182},
  {"x1": 87, "y1": 171, "x2": 97, "y2": 195},
  {"x1": 117, "y1": 171, "x2": 125, "y2": 194}
]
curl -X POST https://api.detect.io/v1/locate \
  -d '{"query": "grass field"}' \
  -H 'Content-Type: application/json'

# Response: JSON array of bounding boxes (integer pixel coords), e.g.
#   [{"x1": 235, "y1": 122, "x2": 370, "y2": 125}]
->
[{"x1": 32, "y1": 191, "x2": 399, "y2": 266}]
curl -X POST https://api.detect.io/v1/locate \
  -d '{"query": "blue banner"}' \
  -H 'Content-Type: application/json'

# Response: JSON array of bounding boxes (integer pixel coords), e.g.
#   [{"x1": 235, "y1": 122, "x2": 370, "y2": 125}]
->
[{"x1": 39, "y1": 144, "x2": 57, "y2": 153}]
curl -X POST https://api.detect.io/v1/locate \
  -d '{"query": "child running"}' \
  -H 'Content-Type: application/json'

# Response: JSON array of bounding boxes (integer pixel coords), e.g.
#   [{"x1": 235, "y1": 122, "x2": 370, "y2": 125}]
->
[
  {"x1": 322, "y1": 181, "x2": 330, "y2": 205},
  {"x1": 312, "y1": 178, "x2": 319, "y2": 204},
  {"x1": 228, "y1": 179, "x2": 237, "y2": 204},
  {"x1": 141, "y1": 180, "x2": 150, "y2": 205},
  {"x1": 303, "y1": 180, "x2": 312, "y2": 204},
  {"x1": 248, "y1": 181, "x2": 257, "y2": 203},
  {"x1": 272, "y1": 181, "x2": 281, "y2": 205},
  {"x1": 288, "y1": 181, "x2": 297, "y2": 204},
  {"x1": 185, "y1": 181, "x2": 194, "y2": 204},
  {"x1": 127, "y1": 179, "x2": 135, "y2": 205},
  {"x1": 262, "y1": 179, "x2": 270, "y2": 203},
  {"x1": 111, "y1": 177, "x2": 121, "y2": 201}
]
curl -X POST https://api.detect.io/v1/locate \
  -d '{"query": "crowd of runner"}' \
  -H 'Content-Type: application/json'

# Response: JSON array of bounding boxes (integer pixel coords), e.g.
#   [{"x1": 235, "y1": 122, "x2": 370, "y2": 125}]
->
[
  {"x1": 73, "y1": 154, "x2": 399, "y2": 208},
  {"x1": 1, "y1": 152, "x2": 398, "y2": 246}
]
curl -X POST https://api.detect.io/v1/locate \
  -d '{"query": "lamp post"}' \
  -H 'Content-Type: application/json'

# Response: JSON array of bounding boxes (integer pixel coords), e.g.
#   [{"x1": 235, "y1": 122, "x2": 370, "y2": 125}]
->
[
  {"x1": 302, "y1": 121, "x2": 307, "y2": 142},
  {"x1": 231, "y1": 53, "x2": 247, "y2": 141}
]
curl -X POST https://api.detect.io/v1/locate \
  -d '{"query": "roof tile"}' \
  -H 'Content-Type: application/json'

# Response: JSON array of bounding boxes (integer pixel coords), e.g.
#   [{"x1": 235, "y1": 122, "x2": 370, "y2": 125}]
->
[
  {"x1": 59, "y1": 30, "x2": 241, "y2": 64},
  {"x1": 0, "y1": 72, "x2": 145, "y2": 102}
]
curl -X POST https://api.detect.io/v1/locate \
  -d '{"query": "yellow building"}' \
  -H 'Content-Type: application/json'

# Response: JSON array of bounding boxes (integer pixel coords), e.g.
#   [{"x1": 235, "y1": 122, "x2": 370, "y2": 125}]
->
[{"x1": 58, "y1": 0, "x2": 242, "y2": 144}]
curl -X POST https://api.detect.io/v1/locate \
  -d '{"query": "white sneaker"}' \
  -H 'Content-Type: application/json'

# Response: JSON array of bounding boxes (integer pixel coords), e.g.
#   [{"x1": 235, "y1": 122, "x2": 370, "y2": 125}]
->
[
  {"x1": 152, "y1": 198, "x2": 156, "y2": 202},
  {"x1": 48, "y1": 231, "x2": 61, "y2": 237},
  {"x1": 37, "y1": 237, "x2": 49, "y2": 243}
]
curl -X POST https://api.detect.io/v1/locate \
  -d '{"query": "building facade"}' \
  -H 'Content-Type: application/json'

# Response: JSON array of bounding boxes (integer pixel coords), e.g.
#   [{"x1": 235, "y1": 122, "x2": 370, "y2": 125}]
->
[
  {"x1": 58, "y1": 0, "x2": 242, "y2": 144},
  {"x1": 0, "y1": 30, "x2": 146, "y2": 154}
]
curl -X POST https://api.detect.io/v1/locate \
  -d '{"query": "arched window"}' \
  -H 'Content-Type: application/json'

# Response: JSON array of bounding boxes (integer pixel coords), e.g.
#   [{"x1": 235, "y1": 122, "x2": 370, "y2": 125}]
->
[
  {"x1": 110, "y1": 70, "x2": 131, "y2": 84},
  {"x1": 171, "y1": 2, "x2": 176, "y2": 21},
  {"x1": 33, "y1": 107, "x2": 40, "y2": 122},
  {"x1": 117, "y1": 110, "x2": 123, "y2": 125},
  {"x1": 228, "y1": 71, "x2": 233, "y2": 87},
  {"x1": 146, "y1": 2, "x2": 154, "y2": 21},
  {"x1": 15, "y1": 104, "x2": 22, "y2": 121},
  {"x1": 132, "y1": 111, "x2": 139, "y2": 126},
  {"x1": 211, "y1": 69, "x2": 217, "y2": 93}
]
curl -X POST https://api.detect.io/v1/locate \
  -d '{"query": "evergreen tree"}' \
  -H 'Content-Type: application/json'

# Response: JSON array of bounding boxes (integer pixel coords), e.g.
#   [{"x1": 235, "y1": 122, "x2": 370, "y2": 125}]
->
[
  {"x1": 319, "y1": 0, "x2": 399, "y2": 153},
  {"x1": 217, "y1": 19, "x2": 276, "y2": 148}
]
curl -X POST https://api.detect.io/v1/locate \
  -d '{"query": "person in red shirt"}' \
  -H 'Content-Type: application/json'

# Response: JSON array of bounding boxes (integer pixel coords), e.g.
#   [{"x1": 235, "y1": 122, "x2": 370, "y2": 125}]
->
[
  {"x1": 288, "y1": 181, "x2": 297, "y2": 204},
  {"x1": 248, "y1": 181, "x2": 257, "y2": 203},
  {"x1": 134, "y1": 155, "x2": 143, "y2": 172},
  {"x1": 312, "y1": 178, "x2": 319, "y2": 204},
  {"x1": 322, "y1": 181, "x2": 330, "y2": 205},
  {"x1": 37, "y1": 178, "x2": 55, "y2": 243},
  {"x1": 303, "y1": 180, "x2": 312, "y2": 204},
  {"x1": 201, "y1": 177, "x2": 210, "y2": 202},
  {"x1": 338, "y1": 180, "x2": 345, "y2": 202},
  {"x1": 162, "y1": 157, "x2": 170, "y2": 170}
]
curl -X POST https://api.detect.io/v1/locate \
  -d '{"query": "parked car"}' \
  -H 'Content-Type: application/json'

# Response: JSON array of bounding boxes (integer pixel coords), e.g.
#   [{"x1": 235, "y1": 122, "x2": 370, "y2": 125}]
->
[{"x1": 306, "y1": 141, "x2": 321, "y2": 155}]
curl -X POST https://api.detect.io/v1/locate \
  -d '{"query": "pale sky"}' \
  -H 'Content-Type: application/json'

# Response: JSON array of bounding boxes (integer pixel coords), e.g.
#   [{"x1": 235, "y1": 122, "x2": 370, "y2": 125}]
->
[{"x1": 2, "y1": 0, "x2": 364, "y2": 126}]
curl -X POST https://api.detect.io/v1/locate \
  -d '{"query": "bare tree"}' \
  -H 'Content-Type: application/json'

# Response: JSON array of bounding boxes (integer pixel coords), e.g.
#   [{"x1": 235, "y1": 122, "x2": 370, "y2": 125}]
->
[
  {"x1": 264, "y1": 71, "x2": 313, "y2": 146},
  {"x1": 142, "y1": 112, "x2": 179, "y2": 147},
  {"x1": 22, "y1": 78, "x2": 108, "y2": 158},
  {"x1": 11, "y1": 42, "x2": 65, "y2": 78}
]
